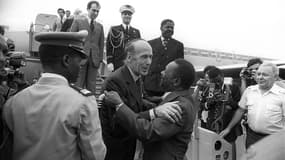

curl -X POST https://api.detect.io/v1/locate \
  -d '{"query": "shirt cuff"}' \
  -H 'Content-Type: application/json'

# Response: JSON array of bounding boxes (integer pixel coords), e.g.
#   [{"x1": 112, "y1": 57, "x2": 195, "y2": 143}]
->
[
  {"x1": 149, "y1": 109, "x2": 156, "y2": 120},
  {"x1": 116, "y1": 102, "x2": 124, "y2": 111}
]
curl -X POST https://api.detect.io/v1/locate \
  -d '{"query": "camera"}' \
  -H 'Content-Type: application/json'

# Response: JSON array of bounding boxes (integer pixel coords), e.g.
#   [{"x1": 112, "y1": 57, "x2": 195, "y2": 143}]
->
[
  {"x1": 240, "y1": 68, "x2": 255, "y2": 79},
  {"x1": 199, "y1": 82, "x2": 229, "y2": 110},
  {"x1": 3, "y1": 52, "x2": 28, "y2": 91}
]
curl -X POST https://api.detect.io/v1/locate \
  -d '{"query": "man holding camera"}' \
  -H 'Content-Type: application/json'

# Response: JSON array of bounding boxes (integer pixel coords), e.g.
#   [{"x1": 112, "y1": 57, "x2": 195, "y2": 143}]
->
[
  {"x1": 240, "y1": 58, "x2": 263, "y2": 93},
  {"x1": 199, "y1": 66, "x2": 242, "y2": 160}
]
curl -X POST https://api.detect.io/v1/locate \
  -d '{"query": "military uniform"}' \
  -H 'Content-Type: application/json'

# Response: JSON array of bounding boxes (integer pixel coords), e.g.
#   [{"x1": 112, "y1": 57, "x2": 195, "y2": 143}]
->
[
  {"x1": 106, "y1": 5, "x2": 141, "y2": 70},
  {"x1": 2, "y1": 32, "x2": 106, "y2": 160}
]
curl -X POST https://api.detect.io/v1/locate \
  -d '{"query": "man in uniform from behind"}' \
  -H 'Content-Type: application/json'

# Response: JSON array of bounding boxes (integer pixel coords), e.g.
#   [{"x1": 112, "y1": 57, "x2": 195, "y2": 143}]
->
[
  {"x1": 2, "y1": 31, "x2": 106, "y2": 160},
  {"x1": 106, "y1": 4, "x2": 141, "y2": 71}
]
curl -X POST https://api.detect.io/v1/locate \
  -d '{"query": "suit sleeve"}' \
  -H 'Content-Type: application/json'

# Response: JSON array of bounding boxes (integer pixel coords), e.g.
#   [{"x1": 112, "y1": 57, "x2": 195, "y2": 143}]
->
[
  {"x1": 106, "y1": 28, "x2": 114, "y2": 64},
  {"x1": 70, "y1": 19, "x2": 79, "y2": 32},
  {"x1": 78, "y1": 96, "x2": 106, "y2": 160},
  {"x1": 99, "y1": 24, "x2": 104, "y2": 62},
  {"x1": 116, "y1": 103, "x2": 185, "y2": 142},
  {"x1": 137, "y1": 29, "x2": 141, "y2": 38},
  {"x1": 178, "y1": 42, "x2": 184, "y2": 58}
]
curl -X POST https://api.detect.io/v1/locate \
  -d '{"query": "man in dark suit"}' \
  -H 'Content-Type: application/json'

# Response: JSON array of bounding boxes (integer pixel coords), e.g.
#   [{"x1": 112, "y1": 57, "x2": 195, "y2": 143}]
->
[
  {"x1": 71, "y1": 1, "x2": 104, "y2": 94},
  {"x1": 100, "y1": 39, "x2": 182, "y2": 160},
  {"x1": 61, "y1": 10, "x2": 73, "y2": 32},
  {"x1": 106, "y1": 5, "x2": 141, "y2": 71},
  {"x1": 144, "y1": 19, "x2": 184, "y2": 97},
  {"x1": 104, "y1": 59, "x2": 197, "y2": 160}
]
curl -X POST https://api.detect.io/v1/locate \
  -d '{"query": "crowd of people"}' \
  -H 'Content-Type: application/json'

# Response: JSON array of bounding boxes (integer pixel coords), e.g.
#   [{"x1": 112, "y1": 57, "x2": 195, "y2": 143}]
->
[{"x1": 0, "y1": 1, "x2": 284, "y2": 160}]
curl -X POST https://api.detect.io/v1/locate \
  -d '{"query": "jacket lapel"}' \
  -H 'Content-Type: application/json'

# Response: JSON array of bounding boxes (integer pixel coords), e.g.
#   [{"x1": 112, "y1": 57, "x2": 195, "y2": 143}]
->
[{"x1": 121, "y1": 66, "x2": 142, "y2": 104}]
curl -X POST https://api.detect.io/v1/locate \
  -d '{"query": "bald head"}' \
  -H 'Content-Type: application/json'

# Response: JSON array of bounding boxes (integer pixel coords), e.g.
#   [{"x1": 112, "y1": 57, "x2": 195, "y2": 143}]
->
[{"x1": 124, "y1": 39, "x2": 152, "y2": 76}]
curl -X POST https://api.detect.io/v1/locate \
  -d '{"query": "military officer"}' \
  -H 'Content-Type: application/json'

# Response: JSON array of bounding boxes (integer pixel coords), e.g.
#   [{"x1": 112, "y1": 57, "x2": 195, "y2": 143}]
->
[
  {"x1": 106, "y1": 4, "x2": 141, "y2": 71},
  {"x1": 2, "y1": 31, "x2": 106, "y2": 160}
]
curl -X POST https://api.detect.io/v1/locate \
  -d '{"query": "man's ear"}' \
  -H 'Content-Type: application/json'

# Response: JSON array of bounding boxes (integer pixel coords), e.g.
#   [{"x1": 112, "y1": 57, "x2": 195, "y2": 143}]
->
[
  {"x1": 62, "y1": 54, "x2": 70, "y2": 67},
  {"x1": 173, "y1": 77, "x2": 181, "y2": 87}
]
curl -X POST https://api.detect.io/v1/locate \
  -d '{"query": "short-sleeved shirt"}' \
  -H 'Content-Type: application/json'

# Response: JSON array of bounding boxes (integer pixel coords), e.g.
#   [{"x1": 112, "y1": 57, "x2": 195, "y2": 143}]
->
[{"x1": 239, "y1": 84, "x2": 285, "y2": 134}]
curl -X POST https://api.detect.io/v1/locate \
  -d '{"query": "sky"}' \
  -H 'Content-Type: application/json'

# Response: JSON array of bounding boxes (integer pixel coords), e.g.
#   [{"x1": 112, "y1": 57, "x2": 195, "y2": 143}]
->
[{"x1": 1, "y1": 0, "x2": 285, "y2": 60}]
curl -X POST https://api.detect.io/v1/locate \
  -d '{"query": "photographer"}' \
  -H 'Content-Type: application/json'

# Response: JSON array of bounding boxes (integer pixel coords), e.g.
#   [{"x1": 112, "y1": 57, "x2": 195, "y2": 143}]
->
[
  {"x1": 240, "y1": 58, "x2": 263, "y2": 94},
  {"x1": 199, "y1": 67, "x2": 242, "y2": 160}
]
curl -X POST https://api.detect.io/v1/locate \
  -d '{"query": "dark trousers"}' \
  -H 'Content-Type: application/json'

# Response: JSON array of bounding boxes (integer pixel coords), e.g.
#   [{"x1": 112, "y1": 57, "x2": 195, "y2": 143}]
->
[{"x1": 246, "y1": 126, "x2": 268, "y2": 149}]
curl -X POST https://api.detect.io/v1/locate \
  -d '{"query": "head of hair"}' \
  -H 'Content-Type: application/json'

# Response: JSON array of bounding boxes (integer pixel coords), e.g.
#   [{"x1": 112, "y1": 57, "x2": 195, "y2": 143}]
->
[
  {"x1": 203, "y1": 65, "x2": 216, "y2": 74},
  {"x1": 124, "y1": 38, "x2": 145, "y2": 59},
  {"x1": 207, "y1": 67, "x2": 223, "y2": 79},
  {"x1": 38, "y1": 44, "x2": 74, "y2": 67},
  {"x1": 259, "y1": 62, "x2": 279, "y2": 76},
  {"x1": 247, "y1": 58, "x2": 263, "y2": 67},
  {"x1": 87, "y1": 1, "x2": 101, "y2": 9},
  {"x1": 172, "y1": 58, "x2": 196, "y2": 89},
  {"x1": 160, "y1": 19, "x2": 174, "y2": 28},
  {"x1": 57, "y1": 8, "x2": 65, "y2": 14},
  {"x1": 0, "y1": 26, "x2": 5, "y2": 35}
]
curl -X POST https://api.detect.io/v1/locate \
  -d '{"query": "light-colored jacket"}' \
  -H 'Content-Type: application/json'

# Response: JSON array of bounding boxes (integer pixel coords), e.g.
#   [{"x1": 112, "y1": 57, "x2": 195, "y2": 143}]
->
[
  {"x1": 71, "y1": 17, "x2": 104, "y2": 68},
  {"x1": 3, "y1": 76, "x2": 106, "y2": 160}
]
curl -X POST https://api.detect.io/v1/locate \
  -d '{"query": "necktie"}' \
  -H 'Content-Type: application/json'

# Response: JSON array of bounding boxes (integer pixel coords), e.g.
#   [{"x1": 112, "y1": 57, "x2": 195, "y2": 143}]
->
[
  {"x1": 136, "y1": 78, "x2": 142, "y2": 97},
  {"x1": 125, "y1": 26, "x2": 129, "y2": 34},
  {"x1": 162, "y1": 39, "x2": 168, "y2": 50},
  {"x1": 90, "y1": 18, "x2": 94, "y2": 31}
]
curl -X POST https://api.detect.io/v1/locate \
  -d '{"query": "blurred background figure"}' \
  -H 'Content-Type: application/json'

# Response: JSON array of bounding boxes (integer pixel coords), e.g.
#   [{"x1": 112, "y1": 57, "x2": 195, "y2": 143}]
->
[
  {"x1": 52, "y1": 8, "x2": 65, "y2": 32},
  {"x1": 0, "y1": 25, "x2": 15, "y2": 54}
]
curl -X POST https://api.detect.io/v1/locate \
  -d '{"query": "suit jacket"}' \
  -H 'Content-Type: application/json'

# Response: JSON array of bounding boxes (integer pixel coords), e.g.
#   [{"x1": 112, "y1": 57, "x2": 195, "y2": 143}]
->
[
  {"x1": 61, "y1": 18, "x2": 74, "y2": 32},
  {"x1": 2, "y1": 76, "x2": 106, "y2": 160},
  {"x1": 100, "y1": 65, "x2": 149, "y2": 160},
  {"x1": 71, "y1": 17, "x2": 104, "y2": 68},
  {"x1": 116, "y1": 90, "x2": 196, "y2": 160},
  {"x1": 106, "y1": 25, "x2": 141, "y2": 70},
  {"x1": 144, "y1": 37, "x2": 184, "y2": 94}
]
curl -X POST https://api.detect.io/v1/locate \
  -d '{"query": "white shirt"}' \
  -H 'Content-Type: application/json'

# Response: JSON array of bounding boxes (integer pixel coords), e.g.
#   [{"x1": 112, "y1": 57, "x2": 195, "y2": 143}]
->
[
  {"x1": 41, "y1": 73, "x2": 68, "y2": 84},
  {"x1": 239, "y1": 84, "x2": 285, "y2": 134}
]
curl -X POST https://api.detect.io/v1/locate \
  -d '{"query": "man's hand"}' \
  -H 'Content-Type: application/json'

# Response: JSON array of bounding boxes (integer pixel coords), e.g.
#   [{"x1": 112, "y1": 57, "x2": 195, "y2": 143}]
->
[
  {"x1": 219, "y1": 127, "x2": 231, "y2": 138},
  {"x1": 104, "y1": 91, "x2": 123, "y2": 107},
  {"x1": 107, "y1": 63, "x2": 114, "y2": 72},
  {"x1": 155, "y1": 101, "x2": 182, "y2": 123}
]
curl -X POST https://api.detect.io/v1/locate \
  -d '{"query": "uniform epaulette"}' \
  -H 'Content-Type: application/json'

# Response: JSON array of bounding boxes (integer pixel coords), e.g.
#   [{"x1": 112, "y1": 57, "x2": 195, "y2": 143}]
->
[{"x1": 69, "y1": 83, "x2": 94, "y2": 96}]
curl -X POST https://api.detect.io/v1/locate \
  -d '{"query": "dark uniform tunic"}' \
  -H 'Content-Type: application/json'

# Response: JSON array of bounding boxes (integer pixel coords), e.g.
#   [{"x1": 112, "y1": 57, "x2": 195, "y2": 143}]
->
[{"x1": 106, "y1": 25, "x2": 141, "y2": 70}]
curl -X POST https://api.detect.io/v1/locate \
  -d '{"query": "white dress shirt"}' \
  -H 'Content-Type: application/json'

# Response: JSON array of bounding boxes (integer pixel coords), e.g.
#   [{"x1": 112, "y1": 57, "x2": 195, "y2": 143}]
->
[{"x1": 239, "y1": 84, "x2": 285, "y2": 134}]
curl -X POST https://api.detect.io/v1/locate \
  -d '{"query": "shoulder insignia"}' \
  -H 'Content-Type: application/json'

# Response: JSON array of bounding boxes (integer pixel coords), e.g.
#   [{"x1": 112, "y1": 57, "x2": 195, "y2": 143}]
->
[{"x1": 69, "y1": 83, "x2": 94, "y2": 96}]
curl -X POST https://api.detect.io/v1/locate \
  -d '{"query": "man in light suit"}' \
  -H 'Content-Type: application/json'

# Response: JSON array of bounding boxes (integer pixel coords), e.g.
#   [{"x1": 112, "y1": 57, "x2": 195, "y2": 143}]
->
[
  {"x1": 106, "y1": 5, "x2": 141, "y2": 71},
  {"x1": 104, "y1": 58, "x2": 197, "y2": 160},
  {"x1": 144, "y1": 19, "x2": 184, "y2": 97},
  {"x1": 71, "y1": 0, "x2": 104, "y2": 94},
  {"x1": 2, "y1": 32, "x2": 106, "y2": 160}
]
